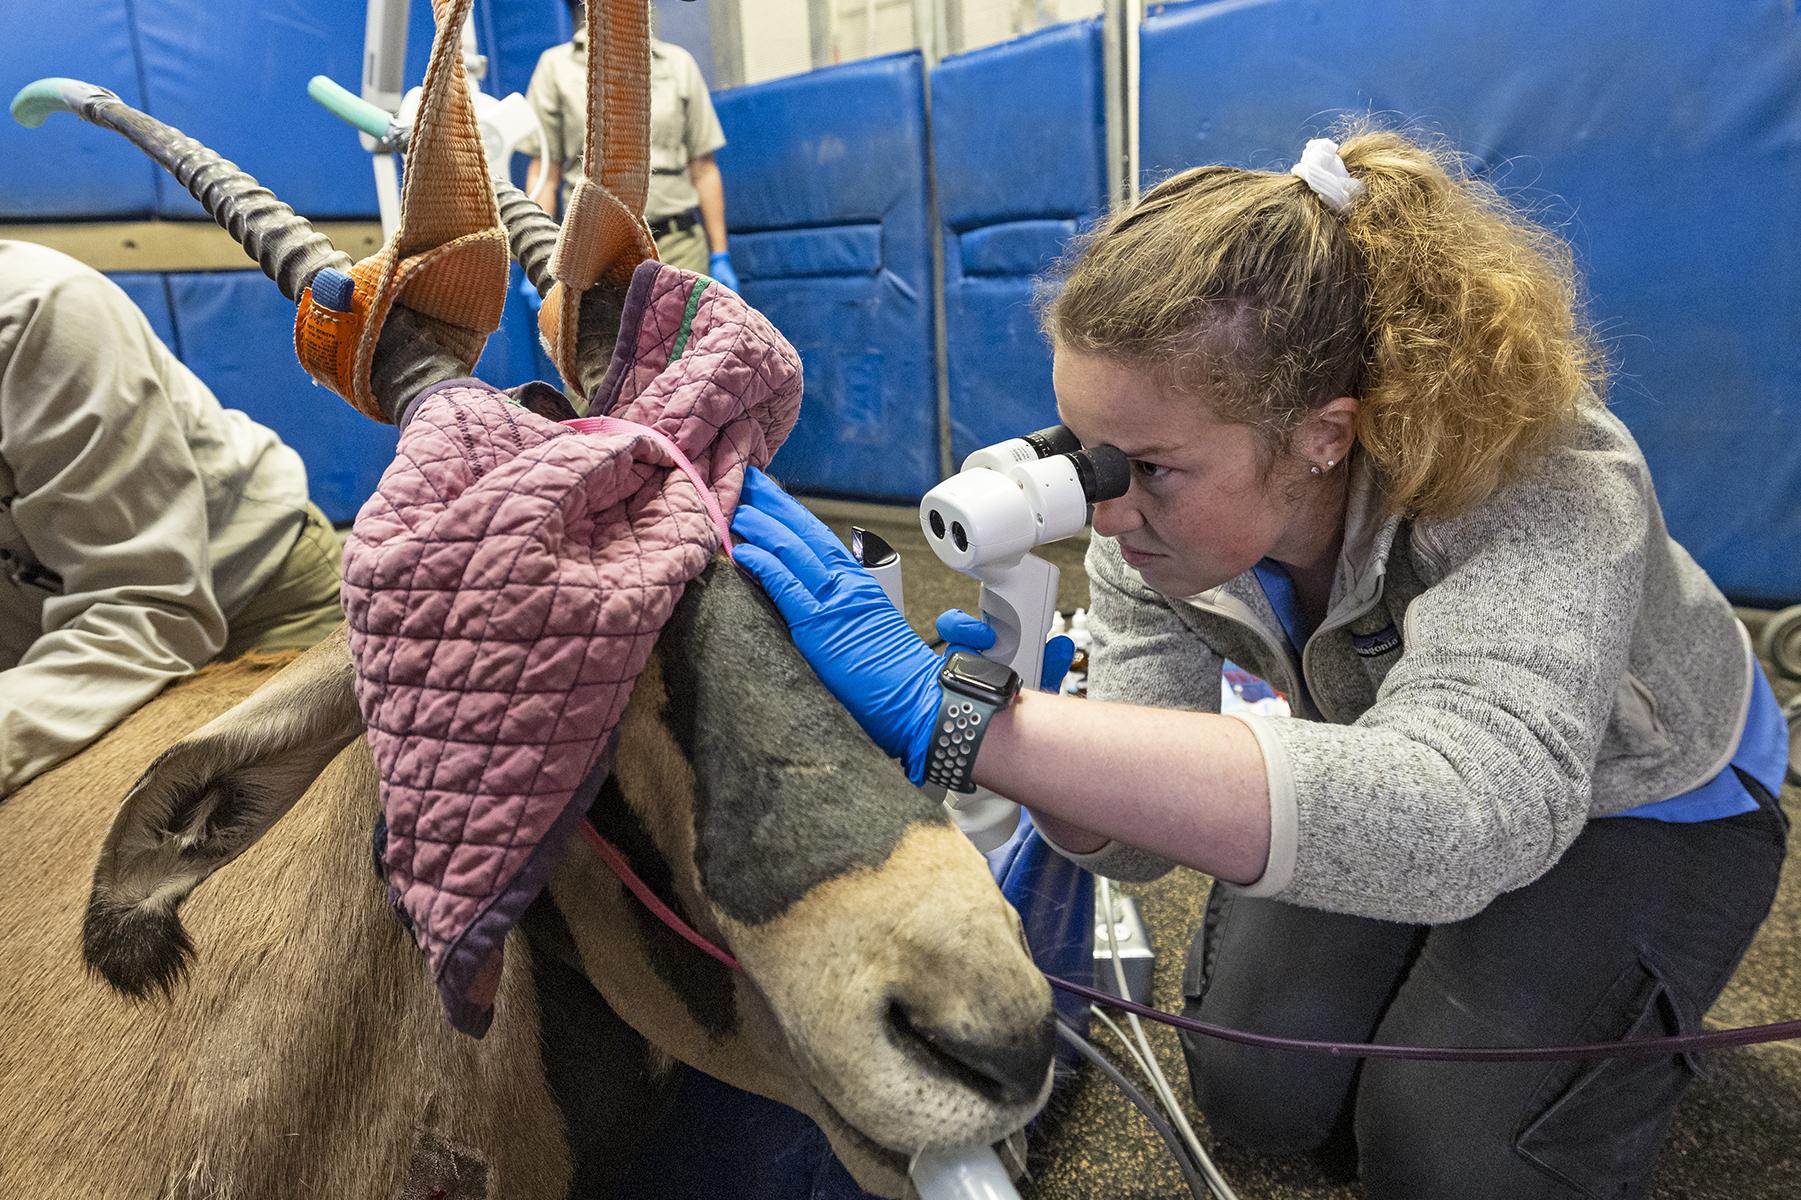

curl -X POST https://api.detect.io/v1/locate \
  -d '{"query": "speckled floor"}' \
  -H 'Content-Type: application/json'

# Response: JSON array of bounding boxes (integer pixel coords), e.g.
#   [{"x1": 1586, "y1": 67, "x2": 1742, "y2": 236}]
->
[{"x1": 804, "y1": 497, "x2": 1801, "y2": 1200}]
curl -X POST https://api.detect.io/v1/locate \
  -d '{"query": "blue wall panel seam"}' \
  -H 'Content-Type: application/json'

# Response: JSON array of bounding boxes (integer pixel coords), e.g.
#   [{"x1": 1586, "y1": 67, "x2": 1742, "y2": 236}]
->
[
  {"x1": 157, "y1": 274, "x2": 183, "y2": 361},
  {"x1": 949, "y1": 213, "x2": 1088, "y2": 233},
  {"x1": 917, "y1": 55, "x2": 954, "y2": 482},
  {"x1": 477, "y1": 0, "x2": 502, "y2": 98},
  {"x1": 119, "y1": 0, "x2": 161, "y2": 212},
  {"x1": 120, "y1": 0, "x2": 153, "y2": 115}
]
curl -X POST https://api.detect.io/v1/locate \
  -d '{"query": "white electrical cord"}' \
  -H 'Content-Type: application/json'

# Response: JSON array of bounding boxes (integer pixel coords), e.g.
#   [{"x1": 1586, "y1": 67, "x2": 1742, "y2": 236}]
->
[
  {"x1": 1089, "y1": 1005, "x2": 1159, "y2": 1081},
  {"x1": 1096, "y1": 877, "x2": 1241, "y2": 1200}
]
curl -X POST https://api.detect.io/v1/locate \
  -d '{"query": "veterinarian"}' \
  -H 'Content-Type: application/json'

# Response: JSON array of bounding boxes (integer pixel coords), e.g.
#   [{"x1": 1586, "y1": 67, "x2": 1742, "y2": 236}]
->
[
  {"x1": 0, "y1": 241, "x2": 341, "y2": 798},
  {"x1": 524, "y1": 0, "x2": 739, "y2": 290},
  {"x1": 731, "y1": 125, "x2": 1790, "y2": 1198}
]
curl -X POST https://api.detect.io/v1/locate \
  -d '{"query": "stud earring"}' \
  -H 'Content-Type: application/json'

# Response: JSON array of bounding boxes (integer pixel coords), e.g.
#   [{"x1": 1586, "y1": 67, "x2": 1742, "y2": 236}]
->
[{"x1": 1309, "y1": 465, "x2": 1322, "y2": 476}]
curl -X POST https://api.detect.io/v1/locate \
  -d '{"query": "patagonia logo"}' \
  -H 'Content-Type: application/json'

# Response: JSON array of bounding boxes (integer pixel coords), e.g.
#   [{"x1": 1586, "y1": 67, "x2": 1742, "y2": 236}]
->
[{"x1": 1351, "y1": 623, "x2": 1401, "y2": 658}]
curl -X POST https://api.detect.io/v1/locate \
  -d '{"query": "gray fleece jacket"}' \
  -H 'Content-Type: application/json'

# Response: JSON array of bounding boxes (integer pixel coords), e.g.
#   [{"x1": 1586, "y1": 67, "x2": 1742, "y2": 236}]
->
[{"x1": 1059, "y1": 402, "x2": 1755, "y2": 924}]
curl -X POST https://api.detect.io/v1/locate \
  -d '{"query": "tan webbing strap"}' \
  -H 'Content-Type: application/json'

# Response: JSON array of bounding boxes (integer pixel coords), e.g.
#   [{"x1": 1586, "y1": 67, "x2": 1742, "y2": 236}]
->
[
  {"x1": 295, "y1": 0, "x2": 509, "y2": 420},
  {"x1": 540, "y1": 0, "x2": 659, "y2": 397}
]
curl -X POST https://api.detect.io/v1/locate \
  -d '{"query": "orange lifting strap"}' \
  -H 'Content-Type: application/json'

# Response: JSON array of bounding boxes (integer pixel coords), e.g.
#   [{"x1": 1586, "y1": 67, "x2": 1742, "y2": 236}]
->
[
  {"x1": 294, "y1": 0, "x2": 658, "y2": 415},
  {"x1": 293, "y1": 0, "x2": 510, "y2": 419},
  {"x1": 538, "y1": 0, "x2": 660, "y2": 395}
]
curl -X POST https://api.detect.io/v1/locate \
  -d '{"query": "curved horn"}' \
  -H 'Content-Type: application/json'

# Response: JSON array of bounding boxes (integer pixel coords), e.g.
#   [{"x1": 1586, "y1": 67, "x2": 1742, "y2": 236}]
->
[
  {"x1": 17, "y1": 78, "x2": 474, "y2": 424},
  {"x1": 494, "y1": 179, "x2": 559, "y2": 300},
  {"x1": 12, "y1": 78, "x2": 349, "y2": 300},
  {"x1": 367, "y1": 306, "x2": 473, "y2": 423},
  {"x1": 573, "y1": 288, "x2": 627, "y2": 403},
  {"x1": 493, "y1": 177, "x2": 621, "y2": 402}
]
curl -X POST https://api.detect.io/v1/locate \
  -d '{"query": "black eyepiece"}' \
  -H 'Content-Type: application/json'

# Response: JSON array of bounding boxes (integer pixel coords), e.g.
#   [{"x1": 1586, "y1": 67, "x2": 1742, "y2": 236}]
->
[
  {"x1": 1022, "y1": 423, "x2": 1083, "y2": 460},
  {"x1": 1068, "y1": 444, "x2": 1131, "y2": 504}
]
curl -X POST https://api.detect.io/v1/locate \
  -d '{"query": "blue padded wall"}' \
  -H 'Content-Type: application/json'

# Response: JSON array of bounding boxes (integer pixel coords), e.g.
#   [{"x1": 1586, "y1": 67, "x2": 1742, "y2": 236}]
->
[
  {"x1": 475, "y1": 0, "x2": 571, "y2": 101},
  {"x1": 21, "y1": 0, "x2": 548, "y2": 222},
  {"x1": 1, "y1": 1, "x2": 158, "y2": 219},
  {"x1": 108, "y1": 274, "x2": 179, "y2": 353},
  {"x1": 1140, "y1": 0, "x2": 1801, "y2": 605},
  {"x1": 135, "y1": 0, "x2": 437, "y2": 220},
  {"x1": 715, "y1": 53, "x2": 940, "y2": 500},
  {"x1": 1, "y1": 2, "x2": 515, "y2": 221},
  {"x1": 163, "y1": 268, "x2": 544, "y2": 524},
  {"x1": 932, "y1": 21, "x2": 1106, "y2": 465},
  {"x1": 166, "y1": 272, "x2": 399, "y2": 524}
]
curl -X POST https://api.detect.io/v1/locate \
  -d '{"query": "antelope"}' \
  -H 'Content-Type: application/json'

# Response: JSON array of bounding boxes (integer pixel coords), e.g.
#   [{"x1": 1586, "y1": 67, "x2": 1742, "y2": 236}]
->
[{"x1": 0, "y1": 76, "x2": 1054, "y2": 1199}]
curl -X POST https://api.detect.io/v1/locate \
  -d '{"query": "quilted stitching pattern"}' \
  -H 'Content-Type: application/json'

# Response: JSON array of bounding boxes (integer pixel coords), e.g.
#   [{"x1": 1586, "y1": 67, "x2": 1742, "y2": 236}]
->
[{"x1": 342, "y1": 263, "x2": 801, "y2": 1034}]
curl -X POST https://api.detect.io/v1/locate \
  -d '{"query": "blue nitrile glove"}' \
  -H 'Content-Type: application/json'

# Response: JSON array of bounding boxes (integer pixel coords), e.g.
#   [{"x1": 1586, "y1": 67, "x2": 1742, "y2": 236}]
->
[
  {"x1": 731, "y1": 467, "x2": 945, "y2": 784},
  {"x1": 707, "y1": 251, "x2": 740, "y2": 292},
  {"x1": 936, "y1": 609, "x2": 1075, "y2": 692}
]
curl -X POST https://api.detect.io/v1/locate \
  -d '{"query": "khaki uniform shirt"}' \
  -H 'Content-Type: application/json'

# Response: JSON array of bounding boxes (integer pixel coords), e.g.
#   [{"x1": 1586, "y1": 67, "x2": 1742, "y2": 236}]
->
[
  {"x1": 526, "y1": 31, "x2": 726, "y2": 220},
  {"x1": 0, "y1": 241, "x2": 314, "y2": 795}
]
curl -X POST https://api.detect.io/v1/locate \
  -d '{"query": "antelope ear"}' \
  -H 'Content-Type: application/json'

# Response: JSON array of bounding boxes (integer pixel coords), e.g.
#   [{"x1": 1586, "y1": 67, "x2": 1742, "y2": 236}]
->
[{"x1": 84, "y1": 625, "x2": 366, "y2": 998}]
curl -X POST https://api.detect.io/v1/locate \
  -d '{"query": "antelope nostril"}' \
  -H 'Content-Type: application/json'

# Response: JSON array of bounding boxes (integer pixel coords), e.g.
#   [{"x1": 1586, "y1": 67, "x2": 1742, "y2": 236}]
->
[{"x1": 885, "y1": 1000, "x2": 1054, "y2": 1109}]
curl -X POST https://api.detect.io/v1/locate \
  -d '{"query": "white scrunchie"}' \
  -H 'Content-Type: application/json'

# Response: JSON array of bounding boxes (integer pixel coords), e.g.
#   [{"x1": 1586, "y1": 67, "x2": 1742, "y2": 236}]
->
[{"x1": 1289, "y1": 137, "x2": 1364, "y2": 216}]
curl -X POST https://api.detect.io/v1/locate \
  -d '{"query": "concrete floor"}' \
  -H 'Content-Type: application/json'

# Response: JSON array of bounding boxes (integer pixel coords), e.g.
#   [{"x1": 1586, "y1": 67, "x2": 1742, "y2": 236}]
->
[{"x1": 804, "y1": 497, "x2": 1801, "y2": 1200}]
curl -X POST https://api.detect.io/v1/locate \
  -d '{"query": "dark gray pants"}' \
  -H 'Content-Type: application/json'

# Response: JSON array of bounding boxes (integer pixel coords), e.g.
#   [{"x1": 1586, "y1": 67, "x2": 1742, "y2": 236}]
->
[{"x1": 1180, "y1": 769, "x2": 1788, "y2": 1199}]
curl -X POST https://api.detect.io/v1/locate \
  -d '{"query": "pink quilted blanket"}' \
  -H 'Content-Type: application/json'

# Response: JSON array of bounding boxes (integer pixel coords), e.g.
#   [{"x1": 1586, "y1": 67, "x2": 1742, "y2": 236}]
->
[{"x1": 341, "y1": 262, "x2": 802, "y2": 1034}]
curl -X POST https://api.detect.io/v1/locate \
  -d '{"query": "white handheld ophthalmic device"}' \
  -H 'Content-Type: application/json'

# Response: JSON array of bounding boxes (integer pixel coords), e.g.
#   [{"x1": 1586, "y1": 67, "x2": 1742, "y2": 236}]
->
[{"x1": 918, "y1": 425, "x2": 1131, "y2": 850}]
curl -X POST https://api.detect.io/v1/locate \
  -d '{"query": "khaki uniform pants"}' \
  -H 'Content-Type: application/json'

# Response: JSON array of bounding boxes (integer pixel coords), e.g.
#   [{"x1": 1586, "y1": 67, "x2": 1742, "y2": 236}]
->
[
  {"x1": 220, "y1": 502, "x2": 343, "y2": 658},
  {"x1": 655, "y1": 222, "x2": 708, "y2": 273}
]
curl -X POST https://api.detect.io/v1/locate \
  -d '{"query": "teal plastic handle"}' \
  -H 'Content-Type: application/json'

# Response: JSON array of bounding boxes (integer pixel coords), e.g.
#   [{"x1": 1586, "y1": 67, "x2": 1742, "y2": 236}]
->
[
  {"x1": 10, "y1": 77, "x2": 105, "y2": 128},
  {"x1": 306, "y1": 74, "x2": 395, "y2": 140}
]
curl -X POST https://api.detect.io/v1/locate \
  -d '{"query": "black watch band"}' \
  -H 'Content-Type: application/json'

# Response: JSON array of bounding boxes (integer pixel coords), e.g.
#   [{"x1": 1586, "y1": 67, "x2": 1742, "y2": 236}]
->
[{"x1": 925, "y1": 652, "x2": 1021, "y2": 793}]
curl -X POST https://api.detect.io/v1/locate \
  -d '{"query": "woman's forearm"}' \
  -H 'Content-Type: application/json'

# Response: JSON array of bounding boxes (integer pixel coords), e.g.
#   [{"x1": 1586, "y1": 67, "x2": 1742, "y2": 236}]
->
[
  {"x1": 975, "y1": 689, "x2": 1273, "y2": 884},
  {"x1": 526, "y1": 159, "x2": 561, "y2": 215},
  {"x1": 690, "y1": 155, "x2": 729, "y2": 255}
]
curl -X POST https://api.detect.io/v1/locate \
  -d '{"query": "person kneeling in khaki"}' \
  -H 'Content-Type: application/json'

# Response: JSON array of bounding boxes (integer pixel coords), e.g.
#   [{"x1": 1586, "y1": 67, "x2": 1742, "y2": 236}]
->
[{"x1": 0, "y1": 240, "x2": 343, "y2": 798}]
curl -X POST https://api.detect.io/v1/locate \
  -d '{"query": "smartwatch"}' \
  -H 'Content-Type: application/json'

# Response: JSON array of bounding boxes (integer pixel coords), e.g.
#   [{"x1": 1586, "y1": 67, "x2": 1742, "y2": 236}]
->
[{"x1": 925, "y1": 651, "x2": 1022, "y2": 793}]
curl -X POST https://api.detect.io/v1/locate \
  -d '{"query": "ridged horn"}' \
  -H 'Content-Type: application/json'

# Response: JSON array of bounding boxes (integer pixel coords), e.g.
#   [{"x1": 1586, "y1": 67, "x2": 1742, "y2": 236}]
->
[
  {"x1": 12, "y1": 78, "x2": 349, "y2": 300},
  {"x1": 494, "y1": 179, "x2": 559, "y2": 299},
  {"x1": 492, "y1": 177, "x2": 621, "y2": 402}
]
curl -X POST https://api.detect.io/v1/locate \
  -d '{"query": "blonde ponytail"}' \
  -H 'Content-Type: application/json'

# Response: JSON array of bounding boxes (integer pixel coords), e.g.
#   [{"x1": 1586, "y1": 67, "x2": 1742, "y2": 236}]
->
[
  {"x1": 1042, "y1": 120, "x2": 1606, "y2": 520},
  {"x1": 1336, "y1": 125, "x2": 1603, "y2": 517}
]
